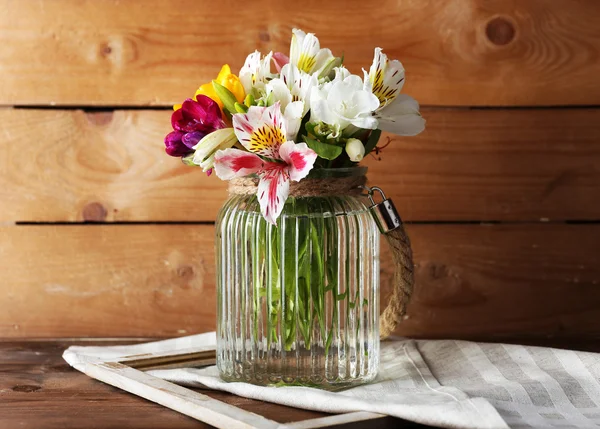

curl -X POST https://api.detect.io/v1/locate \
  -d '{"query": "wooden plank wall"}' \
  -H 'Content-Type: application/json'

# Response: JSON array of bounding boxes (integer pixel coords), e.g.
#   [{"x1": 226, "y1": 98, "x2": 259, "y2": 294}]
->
[{"x1": 0, "y1": 0, "x2": 599, "y2": 340}]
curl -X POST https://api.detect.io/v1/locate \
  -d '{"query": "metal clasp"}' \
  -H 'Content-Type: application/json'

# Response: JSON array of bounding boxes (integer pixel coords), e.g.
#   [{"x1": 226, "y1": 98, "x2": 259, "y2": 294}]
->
[{"x1": 361, "y1": 186, "x2": 402, "y2": 234}]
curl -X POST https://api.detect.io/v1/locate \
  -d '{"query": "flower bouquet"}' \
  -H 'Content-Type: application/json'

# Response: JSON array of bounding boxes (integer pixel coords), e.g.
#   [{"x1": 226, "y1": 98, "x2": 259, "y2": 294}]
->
[{"x1": 165, "y1": 29, "x2": 424, "y2": 388}]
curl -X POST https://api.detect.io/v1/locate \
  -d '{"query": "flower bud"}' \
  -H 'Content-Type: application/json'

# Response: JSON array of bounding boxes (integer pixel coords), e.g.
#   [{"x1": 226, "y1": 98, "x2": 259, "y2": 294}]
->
[
  {"x1": 345, "y1": 138, "x2": 365, "y2": 162},
  {"x1": 192, "y1": 128, "x2": 238, "y2": 172},
  {"x1": 272, "y1": 52, "x2": 290, "y2": 73}
]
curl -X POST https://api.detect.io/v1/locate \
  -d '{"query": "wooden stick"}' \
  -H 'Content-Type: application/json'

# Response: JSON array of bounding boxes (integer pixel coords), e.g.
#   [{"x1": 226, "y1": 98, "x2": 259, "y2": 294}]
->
[
  {"x1": 80, "y1": 355, "x2": 281, "y2": 429},
  {"x1": 64, "y1": 345, "x2": 386, "y2": 428},
  {"x1": 121, "y1": 348, "x2": 216, "y2": 370}
]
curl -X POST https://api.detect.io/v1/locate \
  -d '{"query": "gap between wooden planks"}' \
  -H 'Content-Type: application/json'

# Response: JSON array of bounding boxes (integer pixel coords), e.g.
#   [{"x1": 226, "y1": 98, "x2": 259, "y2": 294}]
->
[
  {"x1": 0, "y1": 108, "x2": 599, "y2": 223},
  {"x1": 0, "y1": 223, "x2": 599, "y2": 339},
  {"x1": 0, "y1": 0, "x2": 599, "y2": 106}
]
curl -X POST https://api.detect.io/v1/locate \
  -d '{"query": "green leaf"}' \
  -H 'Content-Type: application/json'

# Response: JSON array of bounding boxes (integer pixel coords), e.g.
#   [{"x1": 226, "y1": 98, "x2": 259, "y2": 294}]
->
[
  {"x1": 234, "y1": 102, "x2": 248, "y2": 113},
  {"x1": 211, "y1": 81, "x2": 237, "y2": 115},
  {"x1": 363, "y1": 128, "x2": 382, "y2": 156},
  {"x1": 303, "y1": 136, "x2": 343, "y2": 160},
  {"x1": 304, "y1": 122, "x2": 316, "y2": 139},
  {"x1": 336, "y1": 291, "x2": 348, "y2": 301}
]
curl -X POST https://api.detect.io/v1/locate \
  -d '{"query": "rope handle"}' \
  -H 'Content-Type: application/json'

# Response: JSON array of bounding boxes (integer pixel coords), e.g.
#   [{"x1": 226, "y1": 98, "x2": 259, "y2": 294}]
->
[{"x1": 361, "y1": 186, "x2": 415, "y2": 340}]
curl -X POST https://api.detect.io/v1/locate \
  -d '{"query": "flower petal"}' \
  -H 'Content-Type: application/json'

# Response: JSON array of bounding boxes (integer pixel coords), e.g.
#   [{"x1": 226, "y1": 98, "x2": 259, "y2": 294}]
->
[
  {"x1": 311, "y1": 75, "x2": 376, "y2": 131},
  {"x1": 239, "y1": 51, "x2": 261, "y2": 94},
  {"x1": 265, "y1": 78, "x2": 292, "y2": 111},
  {"x1": 257, "y1": 165, "x2": 290, "y2": 225},
  {"x1": 216, "y1": 64, "x2": 232, "y2": 81},
  {"x1": 278, "y1": 141, "x2": 317, "y2": 182},
  {"x1": 170, "y1": 106, "x2": 186, "y2": 132},
  {"x1": 192, "y1": 128, "x2": 238, "y2": 166},
  {"x1": 283, "y1": 100, "x2": 305, "y2": 142},
  {"x1": 386, "y1": 93, "x2": 420, "y2": 112},
  {"x1": 289, "y1": 28, "x2": 306, "y2": 65},
  {"x1": 290, "y1": 29, "x2": 321, "y2": 74},
  {"x1": 195, "y1": 82, "x2": 222, "y2": 109},
  {"x1": 213, "y1": 148, "x2": 264, "y2": 180},
  {"x1": 368, "y1": 48, "x2": 405, "y2": 107},
  {"x1": 279, "y1": 64, "x2": 316, "y2": 116},
  {"x1": 232, "y1": 103, "x2": 287, "y2": 159},
  {"x1": 315, "y1": 55, "x2": 340, "y2": 80},
  {"x1": 377, "y1": 113, "x2": 425, "y2": 136},
  {"x1": 376, "y1": 94, "x2": 425, "y2": 136},
  {"x1": 309, "y1": 90, "x2": 337, "y2": 125},
  {"x1": 239, "y1": 50, "x2": 273, "y2": 94},
  {"x1": 199, "y1": 153, "x2": 216, "y2": 173},
  {"x1": 195, "y1": 65, "x2": 245, "y2": 113},
  {"x1": 216, "y1": 65, "x2": 245, "y2": 103},
  {"x1": 272, "y1": 52, "x2": 290, "y2": 73},
  {"x1": 164, "y1": 131, "x2": 191, "y2": 157},
  {"x1": 194, "y1": 94, "x2": 225, "y2": 125},
  {"x1": 351, "y1": 89, "x2": 380, "y2": 115},
  {"x1": 348, "y1": 115, "x2": 379, "y2": 130},
  {"x1": 328, "y1": 75, "x2": 360, "y2": 105},
  {"x1": 334, "y1": 66, "x2": 351, "y2": 81},
  {"x1": 172, "y1": 97, "x2": 224, "y2": 133},
  {"x1": 182, "y1": 131, "x2": 205, "y2": 149},
  {"x1": 312, "y1": 48, "x2": 334, "y2": 76}
]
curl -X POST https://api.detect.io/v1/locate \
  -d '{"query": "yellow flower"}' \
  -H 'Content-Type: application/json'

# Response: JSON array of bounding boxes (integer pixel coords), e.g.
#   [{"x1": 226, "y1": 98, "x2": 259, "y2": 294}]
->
[
  {"x1": 173, "y1": 64, "x2": 245, "y2": 112},
  {"x1": 196, "y1": 65, "x2": 245, "y2": 110}
]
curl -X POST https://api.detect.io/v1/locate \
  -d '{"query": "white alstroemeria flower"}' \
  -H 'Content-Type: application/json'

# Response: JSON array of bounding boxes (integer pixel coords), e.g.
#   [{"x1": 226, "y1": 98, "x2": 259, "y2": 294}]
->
[
  {"x1": 310, "y1": 73, "x2": 380, "y2": 131},
  {"x1": 345, "y1": 138, "x2": 365, "y2": 162},
  {"x1": 265, "y1": 64, "x2": 317, "y2": 115},
  {"x1": 364, "y1": 48, "x2": 425, "y2": 136},
  {"x1": 265, "y1": 64, "x2": 318, "y2": 141},
  {"x1": 239, "y1": 50, "x2": 274, "y2": 94},
  {"x1": 214, "y1": 103, "x2": 317, "y2": 225},
  {"x1": 191, "y1": 128, "x2": 238, "y2": 173},
  {"x1": 289, "y1": 29, "x2": 336, "y2": 76}
]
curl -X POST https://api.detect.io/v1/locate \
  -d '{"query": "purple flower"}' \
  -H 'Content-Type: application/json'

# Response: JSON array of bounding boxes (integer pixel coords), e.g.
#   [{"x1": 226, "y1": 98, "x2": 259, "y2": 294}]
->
[{"x1": 164, "y1": 95, "x2": 226, "y2": 157}]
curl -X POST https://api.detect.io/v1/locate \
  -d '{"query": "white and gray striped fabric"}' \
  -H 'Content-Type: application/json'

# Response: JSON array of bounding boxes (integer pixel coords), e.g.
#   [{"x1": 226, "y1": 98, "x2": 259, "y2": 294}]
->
[
  {"x1": 411, "y1": 340, "x2": 600, "y2": 428},
  {"x1": 64, "y1": 334, "x2": 600, "y2": 428}
]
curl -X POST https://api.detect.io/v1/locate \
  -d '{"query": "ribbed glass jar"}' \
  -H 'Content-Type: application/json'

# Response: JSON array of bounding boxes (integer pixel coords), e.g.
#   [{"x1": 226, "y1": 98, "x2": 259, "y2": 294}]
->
[{"x1": 215, "y1": 168, "x2": 380, "y2": 389}]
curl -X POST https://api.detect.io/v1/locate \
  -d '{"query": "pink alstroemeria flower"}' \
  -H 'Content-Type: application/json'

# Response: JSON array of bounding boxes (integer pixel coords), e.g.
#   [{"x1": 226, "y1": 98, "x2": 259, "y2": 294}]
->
[
  {"x1": 213, "y1": 102, "x2": 317, "y2": 225},
  {"x1": 164, "y1": 95, "x2": 226, "y2": 157}
]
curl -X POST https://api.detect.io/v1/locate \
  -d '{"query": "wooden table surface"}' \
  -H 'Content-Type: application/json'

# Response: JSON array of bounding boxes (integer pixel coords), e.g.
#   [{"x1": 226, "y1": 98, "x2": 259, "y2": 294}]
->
[
  {"x1": 3, "y1": 339, "x2": 599, "y2": 428},
  {"x1": 0, "y1": 339, "x2": 427, "y2": 429}
]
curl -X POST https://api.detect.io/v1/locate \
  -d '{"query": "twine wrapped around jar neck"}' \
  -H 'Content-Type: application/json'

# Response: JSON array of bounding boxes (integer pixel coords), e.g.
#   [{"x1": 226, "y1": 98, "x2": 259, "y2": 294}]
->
[
  {"x1": 226, "y1": 174, "x2": 414, "y2": 341},
  {"x1": 228, "y1": 175, "x2": 367, "y2": 197}
]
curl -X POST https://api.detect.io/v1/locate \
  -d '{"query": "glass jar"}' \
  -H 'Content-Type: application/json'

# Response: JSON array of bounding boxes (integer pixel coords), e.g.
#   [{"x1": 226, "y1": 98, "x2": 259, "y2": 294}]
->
[{"x1": 215, "y1": 167, "x2": 380, "y2": 390}]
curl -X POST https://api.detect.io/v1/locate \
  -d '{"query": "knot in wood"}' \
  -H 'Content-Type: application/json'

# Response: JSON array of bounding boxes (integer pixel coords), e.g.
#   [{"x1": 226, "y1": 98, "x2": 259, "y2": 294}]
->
[
  {"x1": 12, "y1": 385, "x2": 41, "y2": 393},
  {"x1": 82, "y1": 202, "x2": 108, "y2": 222},
  {"x1": 485, "y1": 16, "x2": 516, "y2": 46}
]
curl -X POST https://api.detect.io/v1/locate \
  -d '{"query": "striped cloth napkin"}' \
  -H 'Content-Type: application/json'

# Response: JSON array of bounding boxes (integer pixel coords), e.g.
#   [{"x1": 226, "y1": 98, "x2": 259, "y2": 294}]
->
[{"x1": 64, "y1": 334, "x2": 600, "y2": 429}]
